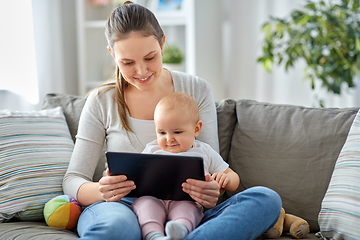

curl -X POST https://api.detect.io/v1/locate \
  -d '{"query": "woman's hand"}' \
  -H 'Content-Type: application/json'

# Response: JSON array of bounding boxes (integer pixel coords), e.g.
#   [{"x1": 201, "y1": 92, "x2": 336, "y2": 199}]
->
[
  {"x1": 182, "y1": 174, "x2": 220, "y2": 209},
  {"x1": 98, "y1": 169, "x2": 136, "y2": 202}
]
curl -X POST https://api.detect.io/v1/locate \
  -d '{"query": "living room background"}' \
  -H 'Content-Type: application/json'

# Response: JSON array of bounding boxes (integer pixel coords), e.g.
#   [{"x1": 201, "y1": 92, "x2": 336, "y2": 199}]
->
[{"x1": 1, "y1": 0, "x2": 359, "y2": 111}]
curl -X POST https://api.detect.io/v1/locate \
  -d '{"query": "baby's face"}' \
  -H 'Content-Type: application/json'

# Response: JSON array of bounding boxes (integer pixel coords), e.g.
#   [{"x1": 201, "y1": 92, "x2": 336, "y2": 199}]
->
[{"x1": 154, "y1": 108, "x2": 198, "y2": 153}]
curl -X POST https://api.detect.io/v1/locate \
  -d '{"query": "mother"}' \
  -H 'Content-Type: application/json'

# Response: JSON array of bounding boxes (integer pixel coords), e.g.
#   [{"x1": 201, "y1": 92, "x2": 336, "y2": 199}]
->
[{"x1": 63, "y1": 2, "x2": 282, "y2": 239}]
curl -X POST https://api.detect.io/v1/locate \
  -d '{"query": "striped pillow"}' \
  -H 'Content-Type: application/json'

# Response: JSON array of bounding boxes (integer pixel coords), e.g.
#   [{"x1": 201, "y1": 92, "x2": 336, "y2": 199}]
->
[
  {"x1": 318, "y1": 109, "x2": 360, "y2": 239},
  {"x1": 0, "y1": 107, "x2": 74, "y2": 222}
]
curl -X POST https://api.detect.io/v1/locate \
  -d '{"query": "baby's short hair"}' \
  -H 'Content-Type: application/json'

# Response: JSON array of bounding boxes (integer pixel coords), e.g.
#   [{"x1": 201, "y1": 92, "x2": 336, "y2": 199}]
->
[{"x1": 156, "y1": 92, "x2": 199, "y2": 123}]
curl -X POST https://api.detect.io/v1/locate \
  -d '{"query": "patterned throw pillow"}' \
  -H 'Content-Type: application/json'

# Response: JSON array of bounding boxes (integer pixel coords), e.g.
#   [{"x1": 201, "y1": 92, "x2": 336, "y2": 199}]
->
[
  {"x1": 0, "y1": 107, "x2": 74, "y2": 222},
  {"x1": 318, "y1": 109, "x2": 360, "y2": 239}
]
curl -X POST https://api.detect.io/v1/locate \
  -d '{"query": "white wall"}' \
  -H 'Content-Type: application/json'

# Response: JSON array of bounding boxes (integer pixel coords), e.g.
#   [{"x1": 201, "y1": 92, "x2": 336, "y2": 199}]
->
[{"x1": 2, "y1": 0, "x2": 359, "y2": 110}]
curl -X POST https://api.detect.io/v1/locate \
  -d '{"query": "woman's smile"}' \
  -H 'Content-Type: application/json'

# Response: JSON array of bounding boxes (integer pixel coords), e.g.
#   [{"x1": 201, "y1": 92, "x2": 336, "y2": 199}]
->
[{"x1": 133, "y1": 73, "x2": 154, "y2": 83}]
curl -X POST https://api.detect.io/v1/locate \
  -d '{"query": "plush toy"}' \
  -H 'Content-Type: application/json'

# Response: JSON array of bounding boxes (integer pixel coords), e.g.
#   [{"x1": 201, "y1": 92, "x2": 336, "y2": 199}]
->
[
  {"x1": 43, "y1": 195, "x2": 82, "y2": 230},
  {"x1": 263, "y1": 208, "x2": 310, "y2": 239}
]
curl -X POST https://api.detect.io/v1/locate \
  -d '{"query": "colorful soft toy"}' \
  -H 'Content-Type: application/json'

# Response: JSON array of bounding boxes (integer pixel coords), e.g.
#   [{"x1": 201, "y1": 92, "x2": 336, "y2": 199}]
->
[
  {"x1": 263, "y1": 208, "x2": 310, "y2": 239},
  {"x1": 43, "y1": 195, "x2": 82, "y2": 230}
]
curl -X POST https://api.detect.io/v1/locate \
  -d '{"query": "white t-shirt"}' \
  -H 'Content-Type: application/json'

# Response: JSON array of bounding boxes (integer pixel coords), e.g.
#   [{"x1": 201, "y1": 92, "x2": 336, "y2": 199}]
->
[
  {"x1": 128, "y1": 116, "x2": 156, "y2": 147},
  {"x1": 142, "y1": 139, "x2": 228, "y2": 175}
]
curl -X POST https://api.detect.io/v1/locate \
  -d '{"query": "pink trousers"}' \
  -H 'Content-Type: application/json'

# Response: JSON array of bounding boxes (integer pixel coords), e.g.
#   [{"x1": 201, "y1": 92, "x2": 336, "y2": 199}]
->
[{"x1": 132, "y1": 196, "x2": 203, "y2": 239}]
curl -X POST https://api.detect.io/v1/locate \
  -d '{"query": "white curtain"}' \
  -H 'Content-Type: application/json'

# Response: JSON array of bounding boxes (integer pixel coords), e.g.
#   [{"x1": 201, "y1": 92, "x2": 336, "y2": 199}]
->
[
  {"x1": 32, "y1": 0, "x2": 78, "y2": 105},
  {"x1": 0, "y1": 0, "x2": 39, "y2": 109},
  {"x1": 221, "y1": 0, "x2": 360, "y2": 108}
]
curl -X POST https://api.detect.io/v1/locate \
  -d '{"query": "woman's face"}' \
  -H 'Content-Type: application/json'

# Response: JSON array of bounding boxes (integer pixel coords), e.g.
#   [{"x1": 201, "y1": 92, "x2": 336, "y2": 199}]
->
[{"x1": 110, "y1": 33, "x2": 164, "y2": 92}]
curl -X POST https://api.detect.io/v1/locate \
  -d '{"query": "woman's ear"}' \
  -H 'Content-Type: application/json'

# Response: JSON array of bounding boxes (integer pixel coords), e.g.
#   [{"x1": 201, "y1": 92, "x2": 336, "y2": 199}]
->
[
  {"x1": 161, "y1": 35, "x2": 166, "y2": 55},
  {"x1": 107, "y1": 46, "x2": 114, "y2": 56},
  {"x1": 194, "y1": 120, "x2": 203, "y2": 137}
]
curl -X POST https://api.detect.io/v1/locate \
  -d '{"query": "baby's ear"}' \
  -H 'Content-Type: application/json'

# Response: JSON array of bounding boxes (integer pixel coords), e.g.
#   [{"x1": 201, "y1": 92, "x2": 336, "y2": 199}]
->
[{"x1": 194, "y1": 120, "x2": 203, "y2": 137}]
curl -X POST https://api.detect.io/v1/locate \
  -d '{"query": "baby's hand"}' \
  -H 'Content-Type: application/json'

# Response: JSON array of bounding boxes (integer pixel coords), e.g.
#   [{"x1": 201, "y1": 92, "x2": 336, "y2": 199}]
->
[{"x1": 212, "y1": 172, "x2": 230, "y2": 189}]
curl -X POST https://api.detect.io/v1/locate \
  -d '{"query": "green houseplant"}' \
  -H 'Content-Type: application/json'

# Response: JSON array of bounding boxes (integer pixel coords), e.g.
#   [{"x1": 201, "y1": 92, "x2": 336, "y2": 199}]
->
[
  {"x1": 162, "y1": 44, "x2": 184, "y2": 64},
  {"x1": 257, "y1": 0, "x2": 360, "y2": 97}
]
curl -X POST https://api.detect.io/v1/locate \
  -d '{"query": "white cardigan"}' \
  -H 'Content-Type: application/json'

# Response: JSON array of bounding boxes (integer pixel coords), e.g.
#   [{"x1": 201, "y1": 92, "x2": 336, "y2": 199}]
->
[{"x1": 63, "y1": 70, "x2": 219, "y2": 200}]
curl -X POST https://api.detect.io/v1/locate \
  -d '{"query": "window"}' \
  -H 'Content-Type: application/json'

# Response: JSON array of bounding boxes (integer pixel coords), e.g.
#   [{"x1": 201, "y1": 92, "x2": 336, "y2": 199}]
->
[{"x1": 0, "y1": 0, "x2": 39, "y2": 104}]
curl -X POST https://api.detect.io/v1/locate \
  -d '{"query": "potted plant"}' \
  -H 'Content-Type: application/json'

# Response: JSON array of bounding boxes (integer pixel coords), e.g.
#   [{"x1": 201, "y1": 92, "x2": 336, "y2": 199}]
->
[
  {"x1": 257, "y1": 0, "x2": 360, "y2": 101},
  {"x1": 162, "y1": 44, "x2": 185, "y2": 71}
]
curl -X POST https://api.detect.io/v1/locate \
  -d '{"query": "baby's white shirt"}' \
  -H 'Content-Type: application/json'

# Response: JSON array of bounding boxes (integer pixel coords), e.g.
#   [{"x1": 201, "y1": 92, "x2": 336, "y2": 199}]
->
[{"x1": 142, "y1": 139, "x2": 229, "y2": 175}]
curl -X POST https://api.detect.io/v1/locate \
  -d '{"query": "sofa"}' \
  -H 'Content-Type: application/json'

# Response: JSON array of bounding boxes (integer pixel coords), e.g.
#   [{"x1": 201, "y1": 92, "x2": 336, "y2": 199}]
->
[{"x1": 0, "y1": 93, "x2": 359, "y2": 239}]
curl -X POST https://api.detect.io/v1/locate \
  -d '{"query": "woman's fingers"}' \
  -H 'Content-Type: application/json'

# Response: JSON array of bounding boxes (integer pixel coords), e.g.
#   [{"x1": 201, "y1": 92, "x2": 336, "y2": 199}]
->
[
  {"x1": 182, "y1": 188, "x2": 218, "y2": 208},
  {"x1": 101, "y1": 182, "x2": 136, "y2": 202},
  {"x1": 109, "y1": 188, "x2": 133, "y2": 202},
  {"x1": 182, "y1": 174, "x2": 220, "y2": 208},
  {"x1": 99, "y1": 174, "x2": 127, "y2": 185},
  {"x1": 98, "y1": 175, "x2": 136, "y2": 202}
]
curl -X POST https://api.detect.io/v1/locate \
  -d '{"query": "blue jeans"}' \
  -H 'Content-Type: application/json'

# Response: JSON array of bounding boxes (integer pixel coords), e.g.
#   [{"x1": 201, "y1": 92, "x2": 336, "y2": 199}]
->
[
  {"x1": 77, "y1": 186, "x2": 281, "y2": 240},
  {"x1": 77, "y1": 197, "x2": 141, "y2": 240},
  {"x1": 185, "y1": 186, "x2": 282, "y2": 240}
]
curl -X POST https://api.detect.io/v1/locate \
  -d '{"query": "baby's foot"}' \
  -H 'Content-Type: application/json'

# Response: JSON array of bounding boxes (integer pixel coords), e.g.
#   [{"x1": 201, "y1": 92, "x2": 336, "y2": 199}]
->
[
  {"x1": 165, "y1": 221, "x2": 188, "y2": 240},
  {"x1": 146, "y1": 231, "x2": 170, "y2": 240}
]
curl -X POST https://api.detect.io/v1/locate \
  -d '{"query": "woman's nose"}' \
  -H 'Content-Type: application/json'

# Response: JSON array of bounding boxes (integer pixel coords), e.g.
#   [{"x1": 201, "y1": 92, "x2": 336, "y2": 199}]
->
[{"x1": 136, "y1": 62, "x2": 148, "y2": 75}]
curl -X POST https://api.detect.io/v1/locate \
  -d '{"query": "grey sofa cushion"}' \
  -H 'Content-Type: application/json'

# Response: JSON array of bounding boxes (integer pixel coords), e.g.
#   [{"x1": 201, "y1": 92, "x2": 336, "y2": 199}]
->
[
  {"x1": 0, "y1": 222, "x2": 78, "y2": 239},
  {"x1": 216, "y1": 99, "x2": 237, "y2": 162},
  {"x1": 225, "y1": 99, "x2": 359, "y2": 232},
  {"x1": 42, "y1": 93, "x2": 105, "y2": 182},
  {"x1": 42, "y1": 93, "x2": 85, "y2": 143}
]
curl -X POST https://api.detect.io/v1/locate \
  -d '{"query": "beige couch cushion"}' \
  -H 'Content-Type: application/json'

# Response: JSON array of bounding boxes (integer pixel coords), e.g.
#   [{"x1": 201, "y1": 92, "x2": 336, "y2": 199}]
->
[{"x1": 225, "y1": 99, "x2": 359, "y2": 232}]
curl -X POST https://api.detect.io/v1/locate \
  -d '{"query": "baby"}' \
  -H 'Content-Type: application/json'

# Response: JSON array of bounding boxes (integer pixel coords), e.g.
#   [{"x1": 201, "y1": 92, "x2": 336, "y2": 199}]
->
[{"x1": 132, "y1": 92, "x2": 239, "y2": 240}]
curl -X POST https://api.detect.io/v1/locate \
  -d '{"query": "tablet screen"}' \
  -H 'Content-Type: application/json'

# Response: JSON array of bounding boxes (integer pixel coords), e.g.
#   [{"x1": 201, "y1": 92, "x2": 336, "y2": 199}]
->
[{"x1": 106, "y1": 152, "x2": 205, "y2": 201}]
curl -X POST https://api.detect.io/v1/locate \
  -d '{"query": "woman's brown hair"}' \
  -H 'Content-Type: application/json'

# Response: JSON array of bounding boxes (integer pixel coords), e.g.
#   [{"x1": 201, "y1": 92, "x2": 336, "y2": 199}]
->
[{"x1": 89, "y1": 1, "x2": 164, "y2": 132}]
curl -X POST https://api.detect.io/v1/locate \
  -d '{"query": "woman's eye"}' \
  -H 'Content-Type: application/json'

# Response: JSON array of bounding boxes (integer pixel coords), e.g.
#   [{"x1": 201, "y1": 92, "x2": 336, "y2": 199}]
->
[
  {"x1": 122, "y1": 62, "x2": 133, "y2": 66},
  {"x1": 145, "y1": 56, "x2": 155, "y2": 61}
]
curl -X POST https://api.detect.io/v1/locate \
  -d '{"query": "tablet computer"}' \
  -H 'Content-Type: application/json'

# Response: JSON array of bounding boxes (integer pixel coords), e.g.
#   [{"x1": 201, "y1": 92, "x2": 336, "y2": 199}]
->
[{"x1": 105, "y1": 151, "x2": 205, "y2": 201}]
